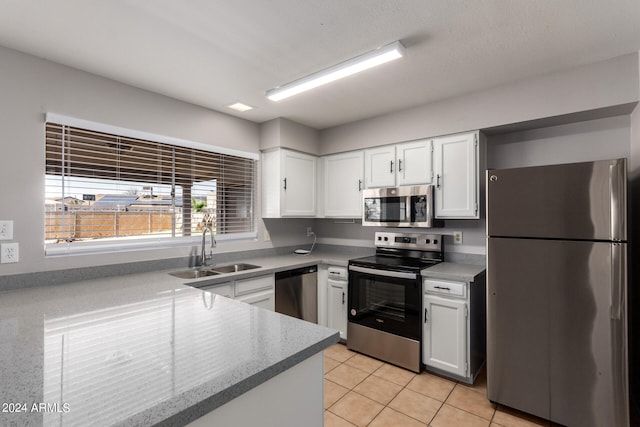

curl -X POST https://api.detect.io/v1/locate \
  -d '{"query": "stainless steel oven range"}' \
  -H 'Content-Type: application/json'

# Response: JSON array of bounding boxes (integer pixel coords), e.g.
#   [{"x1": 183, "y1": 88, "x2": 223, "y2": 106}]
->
[{"x1": 347, "y1": 231, "x2": 443, "y2": 372}]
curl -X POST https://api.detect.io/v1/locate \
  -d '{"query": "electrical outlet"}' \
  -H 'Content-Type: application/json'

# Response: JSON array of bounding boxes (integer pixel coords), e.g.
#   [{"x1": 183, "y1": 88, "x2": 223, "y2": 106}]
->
[
  {"x1": 1, "y1": 242, "x2": 19, "y2": 263},
  {"x1": 306, "y1": 227, "x2": 314, "y2": 237},
  {"x1": 453, "y1": 231, "x2": 463, "y2": 244},
  {"x1": 0, "y1": 220, "x2": 13, "y2": 240}
]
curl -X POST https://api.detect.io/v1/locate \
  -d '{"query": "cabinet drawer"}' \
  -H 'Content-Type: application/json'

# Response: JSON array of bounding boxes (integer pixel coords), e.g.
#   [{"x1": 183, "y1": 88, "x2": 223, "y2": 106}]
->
[
  {"x1": 424, "y1": 279, "x2": 466, "y2": 298},
  {"x1": 235, "y1": 275, "x2": 274, "y2": 296}
]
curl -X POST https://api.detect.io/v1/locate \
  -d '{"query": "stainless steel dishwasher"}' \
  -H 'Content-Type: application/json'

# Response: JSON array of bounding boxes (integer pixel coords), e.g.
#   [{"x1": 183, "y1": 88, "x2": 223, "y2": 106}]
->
[{"x1": 275, "y1": 265, "x2": 318, "y2": 323}]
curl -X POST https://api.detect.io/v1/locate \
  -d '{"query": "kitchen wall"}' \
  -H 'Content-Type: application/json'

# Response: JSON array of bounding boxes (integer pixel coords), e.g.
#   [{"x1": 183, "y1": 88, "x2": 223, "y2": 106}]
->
[
  {"x1": 487, "y1": 115, "x2": 631, "y2": 169},
  {"x1": 0, "y1": 45, "x2": 308, "y2": 275},
  {"x1": 319, "y1": 53, "x2": 638, "y2": 155}
]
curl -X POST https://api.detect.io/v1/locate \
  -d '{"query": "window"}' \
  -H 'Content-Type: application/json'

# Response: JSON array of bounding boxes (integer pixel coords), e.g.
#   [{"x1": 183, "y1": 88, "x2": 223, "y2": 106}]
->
[{"x1": 44, "y1": 116, "x2": 256, "y2": 255}]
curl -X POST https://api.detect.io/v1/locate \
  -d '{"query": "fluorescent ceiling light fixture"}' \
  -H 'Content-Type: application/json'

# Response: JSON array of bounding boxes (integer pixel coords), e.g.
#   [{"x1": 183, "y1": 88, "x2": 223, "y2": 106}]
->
[
  {"x1": 266, "y1": 41, "x2": 405, "y2": 102},
  {"x1": 228, "y1": 102, "x2": 254, "y2": 112}
]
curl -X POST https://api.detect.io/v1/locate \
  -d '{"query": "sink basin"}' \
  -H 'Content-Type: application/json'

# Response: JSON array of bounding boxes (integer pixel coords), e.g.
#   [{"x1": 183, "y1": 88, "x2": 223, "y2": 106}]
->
[
  {"x1": 169, "y1": 268, "x2": 220, "y2": 279},
  {"x1": 212, "y1": 263, "x2": 261, "y2": 273}
]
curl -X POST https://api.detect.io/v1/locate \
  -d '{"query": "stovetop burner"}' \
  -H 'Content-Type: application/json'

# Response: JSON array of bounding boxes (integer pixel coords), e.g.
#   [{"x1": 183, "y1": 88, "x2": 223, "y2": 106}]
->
[{"x1": 349, "y1": 255, "x2": 440, "y2": 271}]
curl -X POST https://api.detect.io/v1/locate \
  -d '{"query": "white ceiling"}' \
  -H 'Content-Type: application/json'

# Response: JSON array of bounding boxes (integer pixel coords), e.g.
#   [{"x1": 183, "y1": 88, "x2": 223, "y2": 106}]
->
[{"x1": 1, "y1": 1, "x2": 640, "y2": 130}]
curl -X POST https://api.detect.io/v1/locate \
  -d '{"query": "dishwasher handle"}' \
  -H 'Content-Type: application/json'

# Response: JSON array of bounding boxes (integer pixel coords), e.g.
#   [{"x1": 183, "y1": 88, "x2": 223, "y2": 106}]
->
[{"x1": 275, "y1": 265, "x2": 318, "y2": 280}]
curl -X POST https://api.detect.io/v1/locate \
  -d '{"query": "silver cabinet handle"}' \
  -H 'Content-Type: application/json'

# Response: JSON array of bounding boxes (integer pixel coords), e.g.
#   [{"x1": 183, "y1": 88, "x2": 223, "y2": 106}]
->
[
  {"x1": 436, "y1": 174, "x2": 441, "y2": 188},
  {"x1": 390, "y1": 160, "x2": 394, "y2": 173},
  {"x1": 358, "y1": 179, "x2": 362, "y2": 191},
  {"x1": 424, "y1": 307, "x2": 428, "y2": 323},
  {"x1": 342, "y1": 292, "x2": 345, "y2": 305},
  {"x1": 283, "y1": 177, "x2": 287, "y2": 190},
  {"x1": 398, "y1": 159, "x2": 402, "y2": 172}
]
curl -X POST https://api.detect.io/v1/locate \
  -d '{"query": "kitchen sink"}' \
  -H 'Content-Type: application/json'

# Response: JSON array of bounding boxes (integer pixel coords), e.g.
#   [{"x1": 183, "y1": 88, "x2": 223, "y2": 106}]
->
[
  {"x1": 211, "y1": 263, "x2": 261, "y2": 273},
  {"x1": 169, "y1": 263, "x2": 261, "y2": 279},
  {"x1": 169, "y1": 268, "x2": 220, "y2": 279}
]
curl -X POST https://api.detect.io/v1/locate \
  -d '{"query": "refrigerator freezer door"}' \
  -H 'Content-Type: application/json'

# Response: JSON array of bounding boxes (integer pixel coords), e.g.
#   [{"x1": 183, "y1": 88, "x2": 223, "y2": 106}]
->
[
  {"x1": 487, "y1": 158, "x2": 626, "y2": 241},
  {"x1": 487, "y1": 237, "x2": 628, "y2": 426}
]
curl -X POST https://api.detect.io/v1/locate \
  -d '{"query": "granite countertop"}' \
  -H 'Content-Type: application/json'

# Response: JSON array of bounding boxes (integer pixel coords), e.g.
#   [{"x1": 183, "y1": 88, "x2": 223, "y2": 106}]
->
[
  {"x1": 0, "y1": 277, "x2": 338, "y2": 426},
  {"x1": 421, "y1": 262, "x2": 486, "y2": 283}
]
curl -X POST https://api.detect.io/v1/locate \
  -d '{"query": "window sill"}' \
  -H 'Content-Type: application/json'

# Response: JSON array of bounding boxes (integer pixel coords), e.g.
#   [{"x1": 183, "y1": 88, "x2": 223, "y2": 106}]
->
[{"x1": 45, "y1": 232, "x2": 257, "y2": 257}]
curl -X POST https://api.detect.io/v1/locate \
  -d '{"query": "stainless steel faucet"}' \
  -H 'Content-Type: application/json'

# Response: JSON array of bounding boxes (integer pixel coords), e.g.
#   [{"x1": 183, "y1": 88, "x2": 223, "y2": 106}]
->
[{"x1": 200, "y1": 226, "x2": 216, "y2": 267}]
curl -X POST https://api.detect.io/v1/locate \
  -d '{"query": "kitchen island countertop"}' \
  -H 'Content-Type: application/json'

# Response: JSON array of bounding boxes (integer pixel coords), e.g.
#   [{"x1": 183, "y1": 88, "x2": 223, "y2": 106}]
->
[{"x1": 0, "y1": 276, "x2": 338, "y2": 426}]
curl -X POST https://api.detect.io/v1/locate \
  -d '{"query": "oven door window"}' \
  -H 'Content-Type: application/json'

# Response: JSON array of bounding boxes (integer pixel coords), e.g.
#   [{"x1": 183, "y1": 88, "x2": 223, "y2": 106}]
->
[
  {"x1": 364, "y1": 197, "x2": 406, "y2": 223},
  {"x1": 348, "y1": 270, "x2": 421, "y2": 340}
]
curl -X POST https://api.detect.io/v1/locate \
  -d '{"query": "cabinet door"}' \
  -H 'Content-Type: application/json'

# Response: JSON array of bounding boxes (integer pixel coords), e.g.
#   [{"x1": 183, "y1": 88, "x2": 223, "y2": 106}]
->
[
  {"x1": 423, "y1": 294, "x2": 467, "y2": 377},
  {"x1": 433, "y1": 132, "x2": 478, "y2": 218},
  {"x1": 323, "y1": 152, "x2": 364, "y2": 217},
  {"x1": 396, "y1": 140, "x2": 433, "y2": 186},
  {"x1": 364, "y1": 146, "x2": 396, "y2": 188},
  {"x1": 236, "y1": 289, "x2": 275, "y2": 311},
  {"x1": 281, "y1": 150, "x2": 317, "y2": 216},
  {"x1": 327, "y1": 280, "x2": 347, "y2": 340}
]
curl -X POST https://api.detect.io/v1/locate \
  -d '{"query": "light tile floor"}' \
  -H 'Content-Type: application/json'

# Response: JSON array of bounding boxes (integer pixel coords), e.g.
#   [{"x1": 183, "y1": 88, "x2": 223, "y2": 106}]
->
[{"x1": 324, "y1": 343, "x2": 559, "y2": 427}]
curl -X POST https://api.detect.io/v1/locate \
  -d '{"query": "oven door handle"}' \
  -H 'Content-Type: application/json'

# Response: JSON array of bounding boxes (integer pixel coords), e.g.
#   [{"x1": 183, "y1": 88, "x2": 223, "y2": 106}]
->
[{"x1": 348, "y1": 265, "x2": 418, "y2": 280}]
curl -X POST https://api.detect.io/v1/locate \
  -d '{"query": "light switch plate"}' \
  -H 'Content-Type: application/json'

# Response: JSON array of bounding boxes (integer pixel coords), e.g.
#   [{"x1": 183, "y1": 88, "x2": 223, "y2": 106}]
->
[
  {"x1": 0, "y1": 221, "x2": 13, "y2": 240},
  {"x1": 1, "y1": 242, "x2": 19, "y2": 263}
]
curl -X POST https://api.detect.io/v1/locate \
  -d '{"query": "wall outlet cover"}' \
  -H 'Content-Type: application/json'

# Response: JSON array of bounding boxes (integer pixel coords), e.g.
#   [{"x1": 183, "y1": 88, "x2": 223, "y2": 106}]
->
[
  {"x1": 0, "y1": 220, "x2": 14, "y2": 240},
  {"x1": 1, "y1": 242, "x2": 19, "y2": 263},
  {"x1": 453, "y1": 231, "x2": 463, "y2": 244}
]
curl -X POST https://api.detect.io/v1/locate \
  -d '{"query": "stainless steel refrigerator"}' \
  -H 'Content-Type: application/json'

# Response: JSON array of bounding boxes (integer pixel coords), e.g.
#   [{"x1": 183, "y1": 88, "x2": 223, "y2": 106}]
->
[{"x1": 486, "y1": 158, "x2": 628, "y2": 427}]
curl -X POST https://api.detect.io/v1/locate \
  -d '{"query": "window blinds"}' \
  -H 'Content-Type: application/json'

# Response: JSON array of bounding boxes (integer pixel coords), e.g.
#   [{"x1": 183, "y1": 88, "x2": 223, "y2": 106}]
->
[{"x1": 45, "y1": 122, "x2": 256, "y2": 248}]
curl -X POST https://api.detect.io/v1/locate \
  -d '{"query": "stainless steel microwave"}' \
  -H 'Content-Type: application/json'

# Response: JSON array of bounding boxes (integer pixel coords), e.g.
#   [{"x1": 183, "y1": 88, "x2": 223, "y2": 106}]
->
[{"x1": 362, "y1": 185, "x2": 439, "y2": 227}]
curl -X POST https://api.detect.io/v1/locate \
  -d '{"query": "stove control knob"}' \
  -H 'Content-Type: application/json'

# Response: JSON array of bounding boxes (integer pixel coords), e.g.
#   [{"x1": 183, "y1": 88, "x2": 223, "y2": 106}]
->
[
  {"x1": 433, "y1": 239, "x2": 438, "y2": 244},
  {"x1": 384, "y1": 236, "x2": 388, "y2": 241},
  {"x1": 425, "y1": 239, "x2": 431, "y2": 244},
  {"x1": 350, "y1": 309, "x2": 357, "y2": 316}
]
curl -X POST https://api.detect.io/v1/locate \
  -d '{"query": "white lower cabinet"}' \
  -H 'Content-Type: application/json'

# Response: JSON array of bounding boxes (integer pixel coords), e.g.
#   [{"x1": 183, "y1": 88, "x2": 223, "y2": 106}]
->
[
  {"x1": 423, "y1": 294, "x2": 467, "y2": 378},
  {"x1": 236, "y1": 289, "x2": 275, "y2": 310},
  {"x1": 200, "y1": 274, "x2": 275, "y2": 311},
  {"x1": 326, "y1": 266, "x2": 348, "y2": 340},
  {"x1": 327, "y1": 279, "x2": 347, "y2": 340},
  {"x1": 422, "y1": 269, "x2": 486, "y2": 384}
]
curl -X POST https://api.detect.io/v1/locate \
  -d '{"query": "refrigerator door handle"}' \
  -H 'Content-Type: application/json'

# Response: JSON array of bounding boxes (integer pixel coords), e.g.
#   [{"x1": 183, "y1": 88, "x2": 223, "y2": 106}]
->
[
  {"x1": 610, "y1": 243, "x2": 625, "y2": 320},
  {"x1": 609, "y1": 161, "x2": 626, "y2": 242}
]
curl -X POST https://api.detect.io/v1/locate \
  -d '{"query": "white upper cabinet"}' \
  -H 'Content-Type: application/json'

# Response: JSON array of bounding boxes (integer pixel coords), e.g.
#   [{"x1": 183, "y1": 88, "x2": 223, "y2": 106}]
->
[
  {"x1": 364, "y1": 140, "x2": 433, "y2": 188},
  {"x1": 323, "y1": 151, "x2": 364, "y2": 218},
  {"x1": 262, "y1": 148, "x2": 317, "y2": 217},
  {"x1": 364, "y1": 145, "x2": 396, "y2": 188},
  {"x1": 433, "y1": 132, "x2": 479, "y2": 219},
  {"x1": 396, "y1": 139, "x2": 433, "y2": 186}
]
